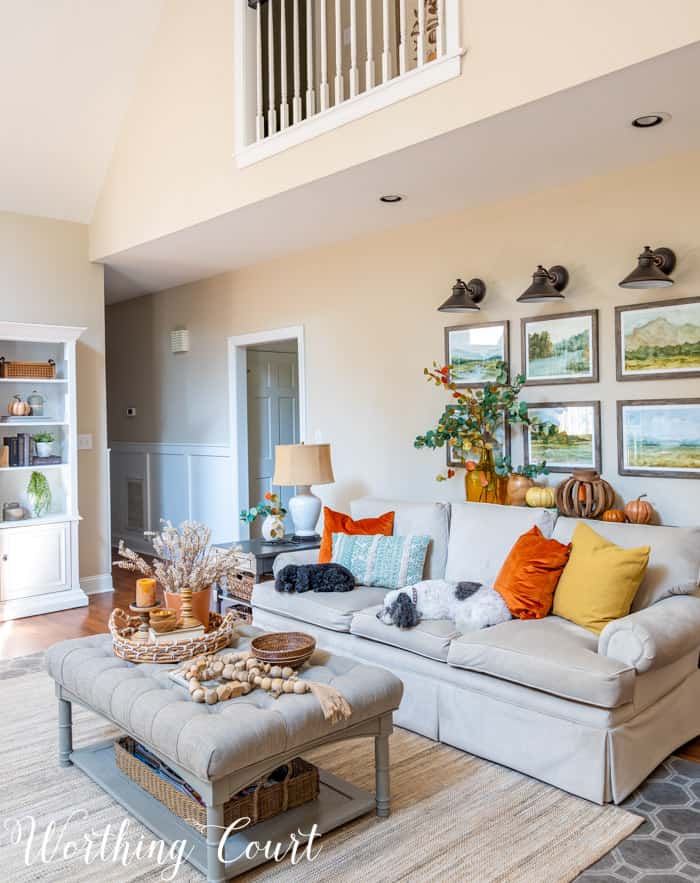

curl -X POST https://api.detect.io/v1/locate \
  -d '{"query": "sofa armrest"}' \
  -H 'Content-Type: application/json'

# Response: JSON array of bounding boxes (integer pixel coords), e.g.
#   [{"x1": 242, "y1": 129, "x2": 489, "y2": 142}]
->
[
  {"x1": 271, "y1": 549, "x2": 320, "y2": 577},
  {"x1": 599, "y1": 595, "x2": 700, "y2": 673}
]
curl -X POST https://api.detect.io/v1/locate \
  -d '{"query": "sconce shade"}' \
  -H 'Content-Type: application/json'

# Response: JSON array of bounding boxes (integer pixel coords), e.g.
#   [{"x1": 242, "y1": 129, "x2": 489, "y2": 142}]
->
[
  {"x1": 438, "y1": 278, "x2": 486, "y2": 312},
  {"x1": 273, "y1": 443, "x2": 335, "y2": 487},
  {"x1": 619, "y1": 246, "x2": 676, "y2": 289},
  {"x1": 517, "y1": 265, "x2": 569, "y2": 303}
]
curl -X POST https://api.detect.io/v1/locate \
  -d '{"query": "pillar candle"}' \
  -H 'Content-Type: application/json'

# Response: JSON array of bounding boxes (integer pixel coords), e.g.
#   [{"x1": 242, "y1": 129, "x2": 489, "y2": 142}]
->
[{"x1": 136, "y1": 578, "x2": 157, "y2": 608}]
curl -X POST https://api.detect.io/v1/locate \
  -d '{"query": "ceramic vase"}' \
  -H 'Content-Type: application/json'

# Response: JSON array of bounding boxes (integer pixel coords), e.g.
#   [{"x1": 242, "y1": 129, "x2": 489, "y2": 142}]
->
[
  {"x1": 164, "y1": 587, "x2": 211, "y2": 628},
  {"x1": 36, "y1": 441, "x2": 53, "y2": 458},
  {"x1": 262, "y1": 514, "x2": 285, "y2": 542},
  {"x1": 506, "y1": 474, "x2": 534, "y2": 506}
]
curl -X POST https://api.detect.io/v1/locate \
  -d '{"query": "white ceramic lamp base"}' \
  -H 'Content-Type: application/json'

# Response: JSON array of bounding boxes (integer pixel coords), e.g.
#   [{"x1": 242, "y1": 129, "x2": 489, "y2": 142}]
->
[{"x1": 288, "y1": 486, "x2": 322, "y2": 539}]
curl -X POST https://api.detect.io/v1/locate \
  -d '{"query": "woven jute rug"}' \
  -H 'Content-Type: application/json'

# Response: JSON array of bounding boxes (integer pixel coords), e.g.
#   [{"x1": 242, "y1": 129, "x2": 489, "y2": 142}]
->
[{"x1": 0, "y1": 658, "x2": 641, "y2": 882}]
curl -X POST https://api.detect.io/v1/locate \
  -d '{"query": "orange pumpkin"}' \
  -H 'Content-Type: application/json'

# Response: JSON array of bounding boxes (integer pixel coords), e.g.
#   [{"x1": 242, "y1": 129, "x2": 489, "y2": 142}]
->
[
  {"x1": 602, "y1": 509, "x2": 627, "y2": 523},
  {"x1": 625, "y1": 494, "x2": 653, "y2": 525}
]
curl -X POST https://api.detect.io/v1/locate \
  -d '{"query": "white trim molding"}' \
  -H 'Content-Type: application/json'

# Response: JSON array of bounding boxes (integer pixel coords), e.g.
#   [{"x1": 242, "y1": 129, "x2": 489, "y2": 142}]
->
[
  {"x1": 227, "y1": 325, "x2": 307, "y2": 542},
  {"x1": 80, "y1": 573, "x2": 114, "y2": 595}
]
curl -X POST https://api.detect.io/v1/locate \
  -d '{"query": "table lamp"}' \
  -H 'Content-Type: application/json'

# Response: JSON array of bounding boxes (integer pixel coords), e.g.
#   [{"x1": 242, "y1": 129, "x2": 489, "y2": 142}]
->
[{"x1": 273, "y1": 443, "x2": 334, "y2": 541}]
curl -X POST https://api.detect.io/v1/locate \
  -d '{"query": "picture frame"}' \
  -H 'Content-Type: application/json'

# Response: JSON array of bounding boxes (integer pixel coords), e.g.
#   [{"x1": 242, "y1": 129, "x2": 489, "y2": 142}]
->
[
  {"x1": 617, "y1": 399, "x2": 700, "y2": 479},
  {"x1": 615, "y1": 296, "x2": 700, "y2": 382},
  {"x1": 444, "y1": 320, "x2": 509, "y2": 389},
  {"x1": 521, "y1": 310, "x2": 599, "y2": 386},
  {"x1": 523, "y1": 401, "x2": 601, "y2": 474},
  {"x1": 445, "y1": 417, "x2": 512, "y2": 468}
]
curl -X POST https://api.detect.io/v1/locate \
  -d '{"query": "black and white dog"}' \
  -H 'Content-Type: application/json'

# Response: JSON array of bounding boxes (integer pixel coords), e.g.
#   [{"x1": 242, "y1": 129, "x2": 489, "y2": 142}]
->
[{"x1": 377, "y1": 580, "x2": 512, "y2": 631}]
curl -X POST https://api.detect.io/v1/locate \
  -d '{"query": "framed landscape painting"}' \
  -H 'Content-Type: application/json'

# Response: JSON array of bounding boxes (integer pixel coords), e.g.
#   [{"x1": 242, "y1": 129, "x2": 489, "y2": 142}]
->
[
  {"x1": 617, "y1": 399, "x2": 700, "y2": 479},
  {"x1": 616, "y1": 297, "x2": 700, "y2": 381},
  {"x1": 445, "y1": 320, "x2": 509, "y2": 388},
  {"x1": 524, "y1": 401, "x2": 601, "y2": 473},
  {"x1": 521, "y1": 310, "x2": 598, "y2": 386}
]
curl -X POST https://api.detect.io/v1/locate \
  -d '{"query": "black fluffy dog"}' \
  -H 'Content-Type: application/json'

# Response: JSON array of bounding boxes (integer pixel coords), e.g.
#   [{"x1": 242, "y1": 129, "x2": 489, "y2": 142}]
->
[{"x1": 275, "y1": 563, "x2": 355, "y2": 594}]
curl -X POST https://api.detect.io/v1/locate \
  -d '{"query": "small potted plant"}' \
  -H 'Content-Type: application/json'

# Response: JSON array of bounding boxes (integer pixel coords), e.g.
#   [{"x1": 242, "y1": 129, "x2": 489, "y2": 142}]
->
[
  {"x1": 240, "y1": 492, "x2": 287, "y2": 542},
  {"x1": 26, "y1": 471, "x2": 52, "y2": 517},
  {"x1": 114, "y1": 520, "x2": 241, "y2": 628},
  {"x1": 33, "y1": 432, "x2": 56, "y2": 458}
]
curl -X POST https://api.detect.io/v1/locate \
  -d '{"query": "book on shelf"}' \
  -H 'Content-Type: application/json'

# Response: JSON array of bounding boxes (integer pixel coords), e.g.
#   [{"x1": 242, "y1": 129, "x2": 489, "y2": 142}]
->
[
  {"x1": 148, "y1": 624, "x2": 205, "y2": 643},
  {"x1": 4, "y1": 436, "x2": 19, "y2": 467},
  {"x1": 31, "y1": 455, "x2": 62, "y2": 465}
]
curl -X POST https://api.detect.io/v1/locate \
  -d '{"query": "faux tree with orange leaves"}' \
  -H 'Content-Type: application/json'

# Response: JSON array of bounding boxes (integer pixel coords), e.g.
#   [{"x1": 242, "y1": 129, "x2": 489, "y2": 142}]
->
[{"x1": 414, "y1": 361, "x2": 555, "y2": 485}]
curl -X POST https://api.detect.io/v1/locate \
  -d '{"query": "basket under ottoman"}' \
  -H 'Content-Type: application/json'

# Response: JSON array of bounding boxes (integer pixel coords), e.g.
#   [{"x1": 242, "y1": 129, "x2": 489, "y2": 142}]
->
[{"x1": 46, "y1": 626, "x2": 403, "y2": 882}]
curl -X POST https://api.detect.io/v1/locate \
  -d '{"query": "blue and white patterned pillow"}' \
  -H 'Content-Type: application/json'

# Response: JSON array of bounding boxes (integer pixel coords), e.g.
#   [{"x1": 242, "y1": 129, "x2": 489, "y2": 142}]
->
[{"x1": 331, "y1": 533, "x2": 431, "y2": 589}]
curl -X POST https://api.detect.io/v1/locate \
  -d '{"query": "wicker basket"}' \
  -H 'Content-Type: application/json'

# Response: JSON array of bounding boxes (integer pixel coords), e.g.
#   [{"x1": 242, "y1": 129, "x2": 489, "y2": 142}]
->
[
  {"x1": 228, "y1": 569, "x2": 255, "y2": 602},
  {"x1": 251, "y1": 632, "x2": 316, "y2": 668},
  {"x1": 0, "y1": 358, "x2": 56, "y2": 379},
  {"x1": 114, "y1": 737, "x2": 319, "y2": 833},
  {"x1": 109, "y1": 609, "x2": 239, "y2": 663}
]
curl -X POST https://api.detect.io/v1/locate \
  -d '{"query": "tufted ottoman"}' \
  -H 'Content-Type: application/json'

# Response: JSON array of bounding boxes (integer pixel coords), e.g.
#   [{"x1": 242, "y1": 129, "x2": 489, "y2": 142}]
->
[{"x1": 47, "y1": 625, "x2": 403, "y2": 881}]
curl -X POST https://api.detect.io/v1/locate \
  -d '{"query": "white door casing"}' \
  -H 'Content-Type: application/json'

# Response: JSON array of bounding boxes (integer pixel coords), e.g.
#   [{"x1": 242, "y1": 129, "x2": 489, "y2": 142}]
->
[{"x1": 247, "y1": 349, "x2": 300, "y2": 535}]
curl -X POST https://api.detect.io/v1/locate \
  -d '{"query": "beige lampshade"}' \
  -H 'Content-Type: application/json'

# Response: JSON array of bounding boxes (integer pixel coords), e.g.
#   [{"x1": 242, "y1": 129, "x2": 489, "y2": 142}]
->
[{"x1": 273, "y1": 443, "x2": 335, "y2": 487}]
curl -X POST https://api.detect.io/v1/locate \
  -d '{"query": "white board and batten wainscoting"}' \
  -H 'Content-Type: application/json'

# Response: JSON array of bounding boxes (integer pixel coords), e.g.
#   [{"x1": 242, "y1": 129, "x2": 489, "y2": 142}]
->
[{"x1": 110, "y1": 443, "x2": 235, "y2": 555}]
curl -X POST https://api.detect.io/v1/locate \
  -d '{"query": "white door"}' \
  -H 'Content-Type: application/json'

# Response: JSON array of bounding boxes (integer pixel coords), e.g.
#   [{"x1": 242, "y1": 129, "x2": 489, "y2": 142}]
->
[
  {"x1": 247, "y1": 350, "x2": 299, "y2": 536},
  {"x1": 0, "y1": 522, "x2": 69, "y2": 600}
]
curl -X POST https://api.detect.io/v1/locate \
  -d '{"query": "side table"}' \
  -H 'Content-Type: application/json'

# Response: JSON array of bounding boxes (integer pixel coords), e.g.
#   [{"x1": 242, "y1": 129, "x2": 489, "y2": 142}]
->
[{"x1": 213, "y1": 537, "x2": 321, "y2": 618}]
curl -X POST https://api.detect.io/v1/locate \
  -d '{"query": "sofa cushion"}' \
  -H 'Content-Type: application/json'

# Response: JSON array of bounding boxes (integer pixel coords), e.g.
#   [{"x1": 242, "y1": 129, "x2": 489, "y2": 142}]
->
[
  {"x1": 332, "y1": 533, "x2": 431, "y2": 588},
  {"x1": 252, "y1": 581, "x2": 387, "y2": 632},
  {"x1": 552, "y1": 517, "x2": 700, "y2": 611},
  {"x1": 444, "y1": 502, "x2": 556, "y2": 585},
  {"x1": 319, "y1": 506, "x2": 394, "y2": 563},
  {"x1": 350, "y1": 498, "x2": 450, "y2": 580},
  {"x1": 446, "y1": 616, "x2": 635, "y2": 708},
  {"x1": 350, "y1": 605, "x2": 461, "y2": 662}
]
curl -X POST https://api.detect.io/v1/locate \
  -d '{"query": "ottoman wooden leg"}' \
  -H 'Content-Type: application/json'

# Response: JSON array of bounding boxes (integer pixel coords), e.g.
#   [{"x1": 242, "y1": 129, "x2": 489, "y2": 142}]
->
[
  {"x1": 374, "y1": 733, "x2": 391, "y2": 817},
  {"x1": 58, "y1": 697, "x2": 73, "y2": 767},
  {"x1": 206, "y1": 803, "x2": 226, "y2": 883}
]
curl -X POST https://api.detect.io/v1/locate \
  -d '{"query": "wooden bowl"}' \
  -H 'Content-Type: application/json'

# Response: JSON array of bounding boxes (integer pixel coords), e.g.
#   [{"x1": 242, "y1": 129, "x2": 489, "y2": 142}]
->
[
  {"x1": 251, "y1": 632, "x2": 316, "y2": 668},
  {"x1": 149, "y1": 608, "x2": 178, "y2": 633}
]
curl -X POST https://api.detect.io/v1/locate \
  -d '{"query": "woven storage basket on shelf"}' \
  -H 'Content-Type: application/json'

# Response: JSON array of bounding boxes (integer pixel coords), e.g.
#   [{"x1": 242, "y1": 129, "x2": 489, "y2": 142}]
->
[
  {"x1": 250, "y1": 632, "x2": 316, "y2": 668},
  {"x1": 114, "y1": 737, "x2": 319, "y2": 833},
  {"x1": 108, "y1": 609, "x2": 238, "y2": 664},
  {"x1": 228, "y1": 569, "x2": 255, "y2": 602},
  {"x1": 0, "y1": 358, "x2": 56, "y2": 379}
]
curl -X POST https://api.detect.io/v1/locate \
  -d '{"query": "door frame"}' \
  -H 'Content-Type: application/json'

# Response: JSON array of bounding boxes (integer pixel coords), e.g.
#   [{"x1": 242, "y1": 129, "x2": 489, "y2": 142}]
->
[{"x1": 227, "y1": 325, "x2": 306, "y2": 540}]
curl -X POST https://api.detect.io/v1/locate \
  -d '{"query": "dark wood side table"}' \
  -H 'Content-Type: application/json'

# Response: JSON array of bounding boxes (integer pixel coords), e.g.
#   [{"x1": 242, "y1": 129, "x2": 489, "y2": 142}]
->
[{"x1": 213, "y1": 537, "x2": 321, "y2": 618}]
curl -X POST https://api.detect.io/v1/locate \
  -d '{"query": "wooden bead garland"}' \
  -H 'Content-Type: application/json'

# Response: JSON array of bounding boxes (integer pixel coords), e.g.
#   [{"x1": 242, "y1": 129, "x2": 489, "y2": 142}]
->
[{"x1": 181, "y1": 649, "x2": 311, "y2": 705}]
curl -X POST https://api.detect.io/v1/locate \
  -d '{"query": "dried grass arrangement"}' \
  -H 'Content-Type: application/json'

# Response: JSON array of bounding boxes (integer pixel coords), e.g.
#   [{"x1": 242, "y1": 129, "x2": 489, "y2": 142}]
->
[{"x1": 114, "y1": 520, "x2": 240, "y2": 595}]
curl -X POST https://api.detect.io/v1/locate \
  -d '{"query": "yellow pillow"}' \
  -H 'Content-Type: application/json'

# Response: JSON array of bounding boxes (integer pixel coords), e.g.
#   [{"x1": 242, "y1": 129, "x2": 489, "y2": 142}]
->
[{"x1": 553, "y1": 522, "x2": 650, "y2": 634}]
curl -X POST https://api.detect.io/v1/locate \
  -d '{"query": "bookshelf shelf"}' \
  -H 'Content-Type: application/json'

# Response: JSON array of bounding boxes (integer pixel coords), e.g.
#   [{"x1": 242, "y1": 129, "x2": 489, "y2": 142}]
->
[{"x1": 0, "y1": 321, "x2": 86, "y2": 620}]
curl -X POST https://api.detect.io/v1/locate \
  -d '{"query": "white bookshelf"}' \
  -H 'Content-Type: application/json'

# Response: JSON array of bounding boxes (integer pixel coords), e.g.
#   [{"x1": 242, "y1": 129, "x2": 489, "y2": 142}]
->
[{"x1": 0, "y1": 322, "x2": 87, "y2": 621}]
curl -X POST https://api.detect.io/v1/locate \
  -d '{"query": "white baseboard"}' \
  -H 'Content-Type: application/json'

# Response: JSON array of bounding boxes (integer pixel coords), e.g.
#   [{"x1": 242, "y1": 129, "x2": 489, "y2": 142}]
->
[
  {"x1": 80, "y1": 573, "x2": 114, "y2": 595},
  {"x1": 0, "y1": 587, "x2": 88, "y2": 622}
]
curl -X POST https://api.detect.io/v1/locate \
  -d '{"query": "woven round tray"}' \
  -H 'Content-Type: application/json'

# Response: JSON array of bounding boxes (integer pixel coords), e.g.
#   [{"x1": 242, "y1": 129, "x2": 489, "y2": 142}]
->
[
  {"x1": 108, "y1": 609, "x2": 238, "y2": 664},
  {"x1": 250, "y1": 632, "x2": 316, "y2": 668}
]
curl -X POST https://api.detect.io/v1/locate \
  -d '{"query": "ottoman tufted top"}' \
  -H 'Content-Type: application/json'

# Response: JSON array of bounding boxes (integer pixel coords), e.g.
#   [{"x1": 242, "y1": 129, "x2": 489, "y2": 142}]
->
[{"x1": 47, "y1": 625, "x2": 403, "y2": 782}]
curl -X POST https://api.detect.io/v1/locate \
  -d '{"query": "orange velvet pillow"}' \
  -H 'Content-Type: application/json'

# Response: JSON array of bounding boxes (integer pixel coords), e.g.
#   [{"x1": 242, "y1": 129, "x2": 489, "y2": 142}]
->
[
  {"x1": 318, "y1": 507, "x2": 395, "y2": 563},
  {"x1": 494, "y1": 526, "x2": 572, "y2": 620}
]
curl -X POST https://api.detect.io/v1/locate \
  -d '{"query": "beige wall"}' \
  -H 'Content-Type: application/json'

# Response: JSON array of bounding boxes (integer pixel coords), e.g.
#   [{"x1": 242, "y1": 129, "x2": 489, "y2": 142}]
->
[
  {"x1": 0, "y1": 212, "x2": 109, "y2": 578},
  {"x1": 106, "y1": 150, "x2": 700, "y2": 527},
  {"x1": 90, "y1": 0, "x2": 700, "y2": 260}
]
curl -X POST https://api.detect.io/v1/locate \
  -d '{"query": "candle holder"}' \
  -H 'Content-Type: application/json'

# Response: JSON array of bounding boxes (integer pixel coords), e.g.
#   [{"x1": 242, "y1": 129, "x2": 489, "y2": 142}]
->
[
  {"x1": 129, "y1": 601, "x2": 161, "y2": 642},
  {"x1": 179, "y1": 586, "x2": 202, "y2": 630}
]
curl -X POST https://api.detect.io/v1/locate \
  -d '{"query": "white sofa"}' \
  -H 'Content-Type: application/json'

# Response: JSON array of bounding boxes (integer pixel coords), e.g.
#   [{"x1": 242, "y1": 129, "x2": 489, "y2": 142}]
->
[{"x1": 251, "y1": 498, "x2": 700, "y2": 804}]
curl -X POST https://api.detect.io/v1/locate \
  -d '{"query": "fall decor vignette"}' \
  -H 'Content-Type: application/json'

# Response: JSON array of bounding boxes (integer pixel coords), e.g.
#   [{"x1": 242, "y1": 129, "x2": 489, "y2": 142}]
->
[
  {"x1": 415, "y1": 362, "x2": 554, "y2": 504},
  {"x1": 114, "y1": 520, "x2": 241, "y2": 628}
]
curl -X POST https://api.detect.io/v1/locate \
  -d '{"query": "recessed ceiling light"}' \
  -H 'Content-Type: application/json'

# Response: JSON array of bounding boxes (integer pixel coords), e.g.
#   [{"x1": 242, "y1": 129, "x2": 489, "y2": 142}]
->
[
  {"x1": 379, "y1": 194, "x2": 404, "y2": 203},
  {"x1": 631, "y1": 112, "x2": 670, "y2": 129}
]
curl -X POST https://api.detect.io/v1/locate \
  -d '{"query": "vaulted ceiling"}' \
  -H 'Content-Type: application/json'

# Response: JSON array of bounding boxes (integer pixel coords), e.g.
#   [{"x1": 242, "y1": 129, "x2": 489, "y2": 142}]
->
[{"x1": 0, "y1": 0, "x2": 163, "y2": 222}]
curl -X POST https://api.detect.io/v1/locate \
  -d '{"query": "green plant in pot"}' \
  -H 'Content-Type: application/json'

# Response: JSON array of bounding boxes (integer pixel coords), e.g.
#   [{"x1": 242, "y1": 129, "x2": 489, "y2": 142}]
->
[
  {"x1": 240, "y1": 492, "x2": 288, "y2": 542},
  {"x1": 27, "y1": 471, "x2": 52, "y2": 517},
  {"x1": 414, "y1": 362, "x2": 556, "y2": 504},
  {"x1": 33, "y1": 432, "x2": 56, "y2": 458}
]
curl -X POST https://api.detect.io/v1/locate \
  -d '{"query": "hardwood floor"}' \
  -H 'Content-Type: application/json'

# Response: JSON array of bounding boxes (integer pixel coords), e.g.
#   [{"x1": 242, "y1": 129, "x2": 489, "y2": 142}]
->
[{"x1": 2, "y1": 560, "x2": 699, "y2": 763}]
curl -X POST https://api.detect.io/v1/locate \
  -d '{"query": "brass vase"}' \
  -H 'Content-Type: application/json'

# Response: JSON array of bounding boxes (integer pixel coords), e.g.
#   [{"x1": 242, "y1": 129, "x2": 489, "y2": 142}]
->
[{"x1": 465, "y1": 449, "x2": 508, "y2": 505}]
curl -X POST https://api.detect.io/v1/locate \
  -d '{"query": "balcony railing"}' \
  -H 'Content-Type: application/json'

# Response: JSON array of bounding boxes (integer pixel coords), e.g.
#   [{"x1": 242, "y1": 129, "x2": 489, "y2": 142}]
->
[{"x1": 234, "y1": 0, "x2": 462, "y2": 165}]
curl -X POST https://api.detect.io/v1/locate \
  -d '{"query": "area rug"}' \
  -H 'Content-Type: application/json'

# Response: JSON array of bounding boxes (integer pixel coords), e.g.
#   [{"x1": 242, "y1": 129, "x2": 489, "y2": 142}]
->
[{"x1": 0, "y1": 656, "x2": 641, "y2": 882}]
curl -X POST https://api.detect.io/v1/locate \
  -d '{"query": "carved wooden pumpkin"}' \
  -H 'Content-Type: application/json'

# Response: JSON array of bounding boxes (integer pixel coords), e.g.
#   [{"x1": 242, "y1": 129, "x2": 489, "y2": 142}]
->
[
  {"x1": 8, "y1": 395, "x2": 31, "y2": 417},
  {"x1": 625, "y1": 494, "x2": 653, "y2": 525},
  {"x1": 555, "y1": 470, "x2": 615, "y2": 519},
  {"x1": 602, "y1": 509, "x2": 627, "y2": 523},
  {"x1": 525, "y1": 485, "x2": 556, "y2": 508}
]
